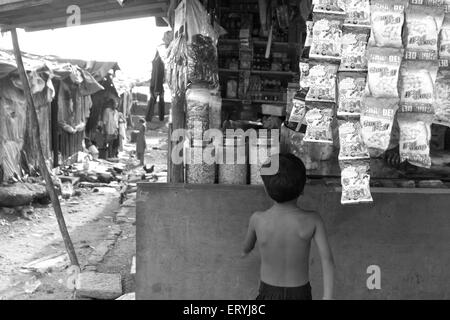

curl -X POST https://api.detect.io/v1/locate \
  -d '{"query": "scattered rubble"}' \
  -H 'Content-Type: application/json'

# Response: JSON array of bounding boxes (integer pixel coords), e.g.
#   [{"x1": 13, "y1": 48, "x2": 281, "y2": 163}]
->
[
  {"x1": 21, "y1": 253, "x2": 69, "y2": 274},
  {"x1": 23, "y1": 277, "x2": 42, "y2": 294}
]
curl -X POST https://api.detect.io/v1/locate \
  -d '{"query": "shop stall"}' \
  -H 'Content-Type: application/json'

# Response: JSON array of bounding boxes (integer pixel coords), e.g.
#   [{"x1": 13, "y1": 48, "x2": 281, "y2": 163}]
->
[{"x1": 136, "y1": 0, "x2": 450, "y2": 299}]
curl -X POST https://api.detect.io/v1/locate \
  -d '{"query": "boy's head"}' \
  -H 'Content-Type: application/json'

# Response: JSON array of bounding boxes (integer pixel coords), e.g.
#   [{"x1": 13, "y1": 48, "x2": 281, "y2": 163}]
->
[{"x1": 261, "y1": 153, "x2": 306, "y2": 203}]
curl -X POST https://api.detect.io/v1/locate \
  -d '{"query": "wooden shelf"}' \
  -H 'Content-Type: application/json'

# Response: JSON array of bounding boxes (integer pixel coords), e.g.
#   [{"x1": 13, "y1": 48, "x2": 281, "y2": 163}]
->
[
  {"x1": 251, "y1": 70, "x2": 296, "y2": 76},
  {"x1": 219, "y1": 38, "x2": 298, "y2": 47},
  {"x1": 219, "y1": 68, "x2": 296, "y2": 76},
  {"x1": 253, "y1": 100, "x2": 286, "y2": 105},
  {"x1": 219, "y1": 68, "x2": 240, "y2": 73},
  {"x1": 222, "y1": 98, "x2": 286, "y2": 105}
]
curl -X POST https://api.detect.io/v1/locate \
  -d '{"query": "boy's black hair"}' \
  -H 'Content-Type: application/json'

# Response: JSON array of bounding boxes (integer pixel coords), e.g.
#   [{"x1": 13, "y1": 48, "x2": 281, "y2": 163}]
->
[{"x1": 261, "y1": 153, "x2": 307, "y2": 203}]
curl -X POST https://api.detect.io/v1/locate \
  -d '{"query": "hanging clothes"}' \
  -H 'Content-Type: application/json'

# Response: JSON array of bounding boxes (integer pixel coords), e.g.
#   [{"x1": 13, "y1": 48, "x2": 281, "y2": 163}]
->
[
  {"x1": 56, "y1": 80, "x2": 85, "y2": 160},
  {"x1": 146, "y1": 51, "x2": 166, "y2": 121}
]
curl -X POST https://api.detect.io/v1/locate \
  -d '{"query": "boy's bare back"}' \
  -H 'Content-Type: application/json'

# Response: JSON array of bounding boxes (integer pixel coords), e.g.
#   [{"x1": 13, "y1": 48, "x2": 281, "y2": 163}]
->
[
  {"x1": 251, "y1": 205, "x2": 319, "y2": 287},
  {"x1": 242, "y1": 154, "x2": 334, "y2": 299}
]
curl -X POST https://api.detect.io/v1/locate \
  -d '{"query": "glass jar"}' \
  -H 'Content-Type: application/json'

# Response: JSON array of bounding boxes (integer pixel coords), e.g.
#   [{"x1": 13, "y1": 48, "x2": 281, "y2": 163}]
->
[
  {"x1": 185, "y1": 139, "x2": 216, "y2": 184},
  {"x1": 218, "y1": 136, "x2": 248, "y2": 185},
  {"x1": 226, "y1": 78, "x2": 238, "y2": 98},
  {"x1": 186, "y1": 83, "x2": 210, "y2": 134}
]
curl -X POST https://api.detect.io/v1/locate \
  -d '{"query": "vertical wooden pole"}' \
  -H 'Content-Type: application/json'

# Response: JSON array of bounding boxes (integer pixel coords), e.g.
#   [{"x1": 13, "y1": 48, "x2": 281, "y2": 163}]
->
[
  {"x1": 169, "y1": 91, "x2": 185, "y2": 183},
  {"x1": 11, "y1": 28, "x2": 79, "y2": 267}
]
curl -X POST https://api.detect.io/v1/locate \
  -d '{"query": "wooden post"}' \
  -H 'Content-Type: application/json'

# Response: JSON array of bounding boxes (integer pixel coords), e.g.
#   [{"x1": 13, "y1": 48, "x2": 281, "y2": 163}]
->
[
  {"x1": 11, "y1": 28, "x2": 79, "y2": 267},
  {"x1": 167, "y1": 0, "x2": 185, "y2": 183},
  {"x1": 169, "y1": 91, "x2": 185, "y2": 183}
]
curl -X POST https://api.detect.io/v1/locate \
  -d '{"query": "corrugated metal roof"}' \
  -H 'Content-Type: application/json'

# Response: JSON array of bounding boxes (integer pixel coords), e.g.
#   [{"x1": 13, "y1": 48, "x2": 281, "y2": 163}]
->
[{"x1": 0, "y1": 0, "x2": 168, "y2": 31}]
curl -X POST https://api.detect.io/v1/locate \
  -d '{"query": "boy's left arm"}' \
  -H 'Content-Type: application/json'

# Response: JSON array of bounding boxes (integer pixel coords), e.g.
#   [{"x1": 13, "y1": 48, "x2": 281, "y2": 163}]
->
[{"x1": 242, "y1": 213, "x2": 257, "y2": 257}]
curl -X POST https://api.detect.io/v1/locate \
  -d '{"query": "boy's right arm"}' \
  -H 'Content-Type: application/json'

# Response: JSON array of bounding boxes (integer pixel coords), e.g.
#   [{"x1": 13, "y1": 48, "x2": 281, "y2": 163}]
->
[{"x1": 313, "y1": 214, "x2": 335, "y2": 300}]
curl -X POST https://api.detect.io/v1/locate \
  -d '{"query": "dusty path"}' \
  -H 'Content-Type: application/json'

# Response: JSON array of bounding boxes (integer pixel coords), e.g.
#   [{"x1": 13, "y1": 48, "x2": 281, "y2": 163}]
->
[{"x1": 0, "y1": 118, "x2": 168, "y2": 299}]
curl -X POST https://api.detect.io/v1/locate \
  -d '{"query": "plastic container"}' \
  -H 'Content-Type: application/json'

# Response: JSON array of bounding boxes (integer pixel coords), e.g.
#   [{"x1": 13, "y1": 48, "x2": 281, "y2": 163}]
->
[
  {"x1": 186, "y1": 83, "x2": 210, "y2": 134},
  {"x1": 185, "y1": 139, "x2": 216, "y2": 184},
  {"x1": 218, "y1": 136, "x2": 248, "y2": 185}
]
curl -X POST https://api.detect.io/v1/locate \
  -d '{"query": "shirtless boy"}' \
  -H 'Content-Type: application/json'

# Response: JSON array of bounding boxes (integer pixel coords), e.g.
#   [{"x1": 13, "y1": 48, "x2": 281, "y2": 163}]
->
[{"x1": 242, "y1": 153, "x2": 335, "y2": 300}]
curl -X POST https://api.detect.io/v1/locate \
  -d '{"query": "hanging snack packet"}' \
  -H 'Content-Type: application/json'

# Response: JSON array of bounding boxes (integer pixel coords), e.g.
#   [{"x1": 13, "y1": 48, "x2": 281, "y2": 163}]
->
[
  {"x1": 290, "y1": 94, "x2": 308, "y2": 125},
  {"x1": 305, "y1": 20, "x2": 314, "y2": 48},
  {"x1": 340, "y1": 27, "x2": 370, "y2": 71},
  {"x1": 299, "y1": 60, "x2": 310, "y2": 90},
  {"x1": 337, "y1": 73, "x2": 366, "y2": 117},
  {"x1": 304, "y1": 105, "x2": 334, "y2": 144},
  {"x1": 404, "y1": 5, "x2": 444, "y2": 60},
  {"x1": 342, "y1": 0, "x2": 371, "y2": 27},
  {"x1": 310, "y1": 13, "x2": 345, "y2": 61},
  {"x1": 397, "y1": 112, "x2": 434, "y2": 168},
  {"x1": 399, "y1": 60, "x2": 439, "y2": 114},
  {"x1": 433, "y1": 68, "x2": 450, "y2": 127},
  {"x1": 366, "y1": 46, "x2": 403, "y2": 98},
  {"x1": 369, "y1": 0, "x2": 408, "y2": 48},
  {"x1": 360, "y1": 96, "x2": 399, "y2": 157},
  {"x1": 313, "y1": 0, "x2": 346, "y2": 15},
  {"x1": 338, "y1": 120, "x2": 370, "y2": 160},
  {"x1": 305, "y1": 62, "x2": 338, "y2": 103},
  {"x1": 439, "y1": 14, "x2": 450, "y2": 62},
  {"x1": 339, "y1": 159, "x2": 373, "y2": 204}
]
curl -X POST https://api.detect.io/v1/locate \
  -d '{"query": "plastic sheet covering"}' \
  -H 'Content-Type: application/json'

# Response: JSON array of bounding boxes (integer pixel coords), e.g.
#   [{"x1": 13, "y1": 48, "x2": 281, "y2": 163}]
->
[
  {"x1": 0, "y1": 78, "x2": 26, "y2": 181},
  {"x1": 0, "y1": 73, "x2": 53, "y2": 181}
]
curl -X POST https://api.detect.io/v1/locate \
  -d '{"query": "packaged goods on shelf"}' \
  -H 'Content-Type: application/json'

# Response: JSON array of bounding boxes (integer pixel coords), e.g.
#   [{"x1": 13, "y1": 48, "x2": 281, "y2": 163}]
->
[
  {"x1": 404, "y1": 5, "x2": 444, "y2": 60},
  {"x1": 340, "y1": 27, "x2": 370, "y2": 72},
  {"x1": 305, "y1": 62, "x2": 338, "y2": 103},
  {"x1": 398, "y1": 60, "x2": 439, "y2": 114},
  {"x1": 338, "y1": 120, "x2": 370, "y2": 160},
  {"x1": 434, "y1": 67, "x2": 450, "y2": 127},
  {"x1": 339, "y1": 159, "x2": 373, "y2": 204},
  {"x1": 366, "y1": 46, "x2": 403, "y2": 98},
  {"x1": 368, "y1": 0, "x2": 408, "y2": 48},
  {"x1": 309, "y1": 13, "x2": 345, "y2": 61},
  {"x1": 360, "y1": 96, "x2": 399, "y2": 157},
  {"x1": 337, "y1": 73, "x2": 366, "y2": 117},
  {"x1": 397, "y1": 113, "x2": 434, "y2": 168}
]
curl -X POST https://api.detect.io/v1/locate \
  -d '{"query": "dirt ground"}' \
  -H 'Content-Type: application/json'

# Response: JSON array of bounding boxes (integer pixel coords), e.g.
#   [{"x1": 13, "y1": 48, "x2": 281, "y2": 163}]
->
[{"x1": 0, "y1": 117, "x2": 168, "y2": 300}]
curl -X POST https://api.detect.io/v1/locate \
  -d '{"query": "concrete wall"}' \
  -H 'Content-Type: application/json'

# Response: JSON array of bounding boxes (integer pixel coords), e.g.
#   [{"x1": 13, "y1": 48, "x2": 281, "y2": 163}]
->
[{"x1": 136, "y1": 183, "x2": 450, "y2": 300}]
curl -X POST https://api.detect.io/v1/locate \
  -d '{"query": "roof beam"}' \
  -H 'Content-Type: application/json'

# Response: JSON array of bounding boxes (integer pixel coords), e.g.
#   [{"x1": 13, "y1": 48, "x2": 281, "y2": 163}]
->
[
  {"x1": 0, "y1": 1, "x2": 167, "y2": 22},
  {"x1": 20, "y1": 7, "x2": 166, "y2": 31},
  {"x1": 0, "y1": 0, "x2": 53, "y2": 12}
]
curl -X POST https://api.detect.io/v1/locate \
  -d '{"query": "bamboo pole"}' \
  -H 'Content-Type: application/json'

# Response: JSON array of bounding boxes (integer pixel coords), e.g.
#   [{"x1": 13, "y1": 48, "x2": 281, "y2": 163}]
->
[{"x1": 10, "y1": 28, "x2": 79, "y2": 267}]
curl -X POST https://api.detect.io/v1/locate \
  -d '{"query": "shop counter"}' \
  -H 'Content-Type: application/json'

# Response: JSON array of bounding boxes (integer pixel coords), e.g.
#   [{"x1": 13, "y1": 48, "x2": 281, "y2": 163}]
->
[{"x1": 136, "y1": 183, "x2": 450, "y2": 299}]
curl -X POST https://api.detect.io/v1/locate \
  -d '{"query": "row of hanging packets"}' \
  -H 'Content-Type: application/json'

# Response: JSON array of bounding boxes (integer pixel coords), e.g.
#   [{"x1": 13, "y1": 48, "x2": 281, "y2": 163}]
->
[
  {"x1": 399, "y1": 1, "x2": 446, "y2": 168},
  {"x1": 308, "y1": 1, "x2": 374, "y2": 205}
]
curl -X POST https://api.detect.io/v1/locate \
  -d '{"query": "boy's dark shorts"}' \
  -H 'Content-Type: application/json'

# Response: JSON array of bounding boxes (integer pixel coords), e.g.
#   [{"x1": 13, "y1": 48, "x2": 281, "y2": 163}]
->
[{"x1": 256, "y1": 281, "x2": 312, "y2": 300}]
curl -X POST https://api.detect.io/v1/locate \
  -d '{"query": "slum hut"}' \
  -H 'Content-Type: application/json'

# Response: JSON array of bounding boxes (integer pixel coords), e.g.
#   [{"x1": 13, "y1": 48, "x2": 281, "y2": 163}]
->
[{"x1": 0, "y1": 49, "x2": 106, "y2": 181}]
